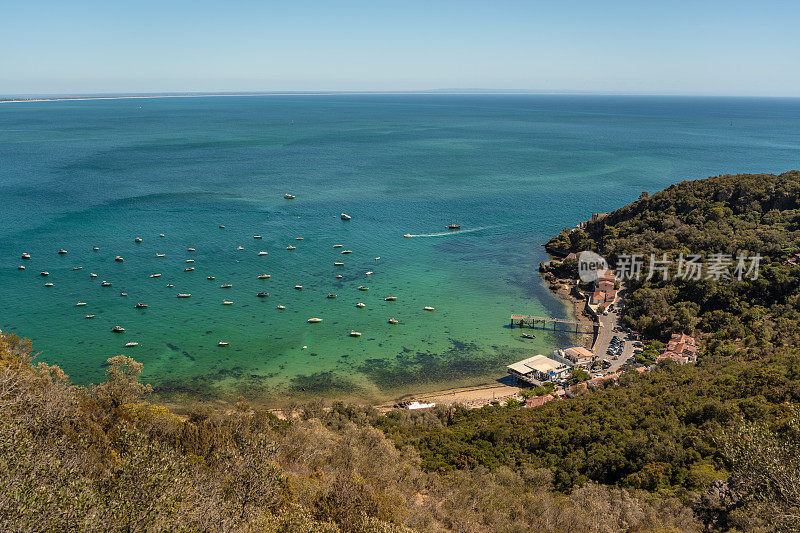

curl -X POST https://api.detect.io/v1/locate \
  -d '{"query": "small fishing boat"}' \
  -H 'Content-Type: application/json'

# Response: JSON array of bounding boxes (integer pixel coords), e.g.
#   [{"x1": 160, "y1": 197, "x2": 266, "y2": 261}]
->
[
  {"x1": 207, "y1": 276, "x2": 215, "y2": 280},
  {"x1": 341, "y1": 213, "x2": 351, "y2": 220},
  {"x1": 40, "y1": 271, "x2": 49, "y2": 276},
  {"x1": 257, "y1": 292, "x2": 269, "y2": 298},
  {"x1": 150, "y1": 273, "x2": 161, "y2": 278},
  {"x1": 184, "y1": 267, "x2": 195, "y2": 272},
  {"x1": 284, "y1": 193, "x2": 295, "y2": 199},
  {"x1": 388, "y1": 318, "x2": 399, "y2": 324},
  {"x1": 186, "y1": 259, "x2": 195, "y2": 263},
  {"x1": 156, "y1": 253, "x2": 165, "y2": 257},
  {"x1": 76, "y1": 302, "x2": 87, "y2": 307},
  {"x1": 120, "y1": 292, "x2": 128, "y2": 297},
  {"x1": 85, "y1": 314, "x2": 94, "y2": 319},
  {"x1": 295, "y1": 285, "x2": 303, "y2": 290},
  {"x1": 334, "y1": 261, "x2": 344, "y2": 266},
  {"x1": 222, "y1": 300, "x2": 234, "y2": 305},
  {"x1": 220, "y1": 284, "x2": 232, "y2": 288},
  {"x1": 335, "y1": 274, "x2": 343, "y2": 279},
  {"x1": 73, "y1": 266, "x2": 83, "y2": 271},
  {"x1": 253, "y1": 235, "x2": 262, "y2": 239},
  {"x1": 286, "y1": 245, "x2": 296, "y2": 250},
  {"x1": 125, "y1": 342, "x2": 139, "y2": 347},
  {"x1": 134, "y1": 302, "x2": 148, "y2": 309},
  {"x1": 384, "y1": 296, "x2": 397, "y2": 301},
  {"x1": 522, "y1": 333, "x2": 536, "y2": 339},
  {"x1": 326, "y1": 294, "x2": 337, "y2": 299},
  {"x1": 277, "y1": 305, "x2": 286, "y2": 310},
  {"x1": 333, "y1": 244, "x2": 343, "y2": 248},
  {"x1": 187, "y1": 248, "x2": 196, "y2": 252},
  {"x1": 258, "y1": 251, "x2": 268, "y2": 256},
  {"x1": 307, "y1": 317, "x2": 323, "y2": 323},
  {"x1": 166, "y1": 284, "x2": 174, "y2": 288},
  {"x1": 374, "y1": 257, "x2": 381, "y2": 261},
  {"x1": 177, "y1": 293, "x2": 191, "y2": 298},
  {"x1": 44, "y1": 282, "x2": 54, "y2": 287},
  {"x1": 356, "y1": 302, "x2": 366, "y2": 308},
  {"x1": 349, "y1": 330, "x2": 362, "y2": 337},
  {"x1": 101, "y1": 281, "x2": 113, "y2": 288},
  {"x1": 358, "y1": 286, "x2": 369, "y2": 291},
  {"x1": 159, "y1": 233, "x2": 165, "y2": 237},
  {"x1": 237, "y1": 246, "x2": 244, "y2": 251},
  {"x1": 219, "y1": 224, "x2": 225, "y2": 228},
  {"x1": 341, "y1": 250, "x2": 352, "y2": 254},
  {"x1": 134, "y1": 237, "x2": 142, "y2": 243},
  {"x1": 257, "y1": 274, "x2": 270, "y2": 279},
  {"x1": 366, "y1": 271, "x2": 373, "y2": 275},
  {"x1": 112, "y1": 326, "x2": 125, "y2": 333},
  {"x1": 58, "y1": 249, "x2": 68, "y2": 255},
  {"x1": 424, "y1": 306, "x2": 435, "y2": 311},
  {"x1": 404, "y1": 234, "x2": 412, "y2": 238},
  {"x1": 115, "y1": 256, "x2": 124, "y2": 262},
  {"x1": 17, "y1": 265, "x2": 25, "y2": 270},
  {"x1": 90, "y1": 273, "x2": 98, "y2": 278},
  {"x1": 218, "y1": 341, "x2": 229, "y2": 346},
  {"x1": 296, "y1": 236, "x2": 303, "y2": 240},
  {"x1": 93, "y1": 246, "x2": 99, "y2": 251},
  {"x1": 21, "y1": 253, "x2": 31, "y2": 260}
]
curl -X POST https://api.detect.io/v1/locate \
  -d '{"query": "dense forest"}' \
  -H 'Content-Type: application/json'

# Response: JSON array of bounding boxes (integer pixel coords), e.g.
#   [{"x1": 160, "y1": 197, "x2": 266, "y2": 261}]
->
[{"x1": 3, "y1": 171, "x2": 800, "y2": 531}]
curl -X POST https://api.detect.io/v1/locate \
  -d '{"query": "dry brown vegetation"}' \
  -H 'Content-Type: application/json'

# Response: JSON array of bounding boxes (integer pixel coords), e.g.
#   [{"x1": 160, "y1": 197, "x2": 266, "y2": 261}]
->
[{"x1": 0, "y1": 330, "x2": 702, "y2": 532}]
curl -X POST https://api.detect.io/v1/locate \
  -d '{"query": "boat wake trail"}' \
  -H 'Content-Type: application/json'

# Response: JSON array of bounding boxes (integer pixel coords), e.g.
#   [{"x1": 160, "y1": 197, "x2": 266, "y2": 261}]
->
[{"x1": 404, "y1": 224, "x2": 506, "y2": 238}]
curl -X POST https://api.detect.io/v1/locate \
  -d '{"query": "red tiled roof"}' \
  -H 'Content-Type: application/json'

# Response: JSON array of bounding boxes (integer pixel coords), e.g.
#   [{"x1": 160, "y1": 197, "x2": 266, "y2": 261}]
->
[{"x1": 526, "y1": 394, "x2": 555, "y2": 408}]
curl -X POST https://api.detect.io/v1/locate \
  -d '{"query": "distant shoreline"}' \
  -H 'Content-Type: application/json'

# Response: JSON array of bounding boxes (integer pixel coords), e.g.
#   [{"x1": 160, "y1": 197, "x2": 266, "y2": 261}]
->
[{"x1": 0, "y1": 91, "x2": 592, "y2": 104}]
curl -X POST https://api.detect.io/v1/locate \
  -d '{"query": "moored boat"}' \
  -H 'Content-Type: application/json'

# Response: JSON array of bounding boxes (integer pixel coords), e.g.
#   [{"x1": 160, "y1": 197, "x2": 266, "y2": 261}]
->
[
  {"x1": 222, "y1": 300, "x2": 234, "y2": 305},
  {"x1": 257, "y1": 292, "x2": 269, "y2": 297},
  {"x1": 85, "y1": 314, "x2": 94, "y2": 319},
  {"x1": 307, "y1": 317, "x2": 323, "y2": 323},
  {"x1": 326, "y1": 294, "x2": 337, "y2": 299},
  {"x1": 184, "y1": 267, "x2": 195, "y2": 271},
  {"x1": 21, "y1": 253, "x2": 31, "y2": 260},
  {"x1": 286, "y1": 245, "x2": 296, "y2": 250},
  {"x1": 112, "y1": 325, "x2": 125, "y2": 333},
  {"x1": 333, "y1": 244, "x2": 343, "y2": 248},
  {"x1": 257, "y1": 274, "x2": 270, "y2": 279},
  {"x1": 358, "y1": 286, "x2": 369, "y2": 291},
  {"x1": 365, "y1": 271, "x2": 373, "y2": 275},
  {"x1": 341, "y1": 250, "x2": 352, "y2": 254},
  {"x1": 349, "y1": 330, "x2": 362, "y2": 337},
  {"x1": 187, "y1": 248, "x2": 196, "y2": 252},
  {"x1": 258, "y1": 251, "x2": 268, "y2": 256},
  {"x1": 334, "y1": 261, "x2": 344, "y2": 266},
  {"x1": 177, "y1": 293, "x2": 191, "y2": 298},
  {"x1": 296, "y1": 236, "x2": 303, "y2": 240},
  {"x1": 335, "y1": 274, "x2": 343, "y2": 279},
  {"x1": 120, "y1": 292, "x2": 128, "y2": 297},
  {"x1": 384, "y1": 296, "x2": 397, "y2": 301},
  {"x1": 134, "y1": 302, "x2": 148, "y2": 309},
  {"x1": 277, "y1": 305, "x2": 286, "y2": 310},
  {"x1": 76, "y1": 302, "x2": 87, "y2": 307},
  {"x1": 388, "y1": 318, "x2": 399, "y2": 324},
  {"x1": 156, "y1": 253, "x2": 165, "y2": 257},
  {"x1": 58, "y1": 249, "x2": 68, "y2": 254},
  {"x1": 253, "y1": 235, "x2": 262, "y2": 239},
  {"x1": 101, "y1": 281, "x2": 112, "y2": 287},
  {"x1": 115, "y1": 256, "x2": 124, "y2": 262},
  {"x1": 207, "y1": 276, "x2": 215, "y2": 280},
  {"x1": 356, "y1": 302, "x2": 366, "y2": 308},
  {"x1": 17, "y1": 265, "x2": 25, "y2": 270},
  {"x1": 90, "y1": 273, "x2": 98, "y2": 278},
  {"x1": 220, "y1": 284, "x2": 232, "y2": 288},
  {"x1": 150, "y1": 273, "x2": 161, "y2": 278},
  {"x1": 218, "y1": 341, "x2": 229, "y2": 346},
  {"x1": 44, "y1": 282, "x2": 54, "y2": 287},
  {"x1": 423, "y1": 306, "x2": 435, "y2": 311},
  {"x1": 92, "y1": 246, "x2": 99, "y2": 251},
  {"x1": 284, "y1": 193, "x2": 295, "y2": 199},
  {"x1": 219, "y1": 224, "x2": 225, "y2": 228},
  {"x1": 134, "y1": 237, "x2": 142, "y2": 243},
  {"x1": 340, "y1": 213, "x2": 351, "y2": 220},
  {"x1": 73, "y1": 266, "x2": 83, "y2": 270},
  {"x1": 40, "y1": 271, "x2": 49, "y2": 276},
  {"x1": 294, "y1": 285, "x2": 303, "y2": 290},
  {"x1": 125, "y1": 342, "x2": 139, "y2": 347}
]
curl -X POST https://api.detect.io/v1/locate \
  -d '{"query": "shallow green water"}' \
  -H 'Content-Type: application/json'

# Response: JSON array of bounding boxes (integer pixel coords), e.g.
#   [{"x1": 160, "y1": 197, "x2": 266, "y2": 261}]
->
[{"x1": 1, "y1": 94, "x2": 799, "y2": 402}]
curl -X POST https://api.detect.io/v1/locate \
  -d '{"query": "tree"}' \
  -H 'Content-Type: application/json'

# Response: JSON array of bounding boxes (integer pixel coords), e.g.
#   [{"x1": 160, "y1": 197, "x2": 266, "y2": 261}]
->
[{"x1": 93, "y1": 355, "x2": 152, "y2": 408}]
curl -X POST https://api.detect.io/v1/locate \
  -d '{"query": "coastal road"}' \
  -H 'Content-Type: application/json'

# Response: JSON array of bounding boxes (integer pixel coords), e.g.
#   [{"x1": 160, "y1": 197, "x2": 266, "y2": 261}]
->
[{"x1": 591, "y1": 291, "x2": 632, "y2": 375}]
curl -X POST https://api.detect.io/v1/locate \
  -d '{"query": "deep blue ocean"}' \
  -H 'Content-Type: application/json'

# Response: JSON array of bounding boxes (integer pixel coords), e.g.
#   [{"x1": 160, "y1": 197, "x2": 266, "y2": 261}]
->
[{"x1": 1, "y1": 94, "x2": 798, "y2": 402}]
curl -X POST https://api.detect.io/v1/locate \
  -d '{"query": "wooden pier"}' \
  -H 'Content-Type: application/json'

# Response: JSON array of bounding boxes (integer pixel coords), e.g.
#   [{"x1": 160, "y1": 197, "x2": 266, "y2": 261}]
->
[{"x1": 510, "y1": 314, "x2": 601, "y2": 335}]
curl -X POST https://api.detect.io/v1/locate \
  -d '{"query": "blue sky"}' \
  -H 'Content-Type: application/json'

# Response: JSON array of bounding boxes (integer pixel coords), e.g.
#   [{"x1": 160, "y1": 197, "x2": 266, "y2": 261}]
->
[{"x1": 1, "y1": 0, "x2": 799, "y2": 96}]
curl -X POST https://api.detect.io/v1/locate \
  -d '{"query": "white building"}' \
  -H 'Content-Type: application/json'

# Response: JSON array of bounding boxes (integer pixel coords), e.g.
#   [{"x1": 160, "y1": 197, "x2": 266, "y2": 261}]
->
[{"x1": 507, "y1": 354, "x2": 572, "y2": 385}]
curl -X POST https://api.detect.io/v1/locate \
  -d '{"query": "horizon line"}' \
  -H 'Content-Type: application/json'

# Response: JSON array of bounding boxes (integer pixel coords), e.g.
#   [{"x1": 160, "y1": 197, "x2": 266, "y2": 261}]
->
[{"x1": 2, "y1": 90, "x2": 799, "y2": 104}]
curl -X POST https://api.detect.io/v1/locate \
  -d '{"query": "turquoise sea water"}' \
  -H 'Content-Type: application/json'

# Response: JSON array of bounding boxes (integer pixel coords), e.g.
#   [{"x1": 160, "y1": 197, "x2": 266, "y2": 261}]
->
[{"x1": 1, "y1": 95, "x2": 799, "y2": 403}]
